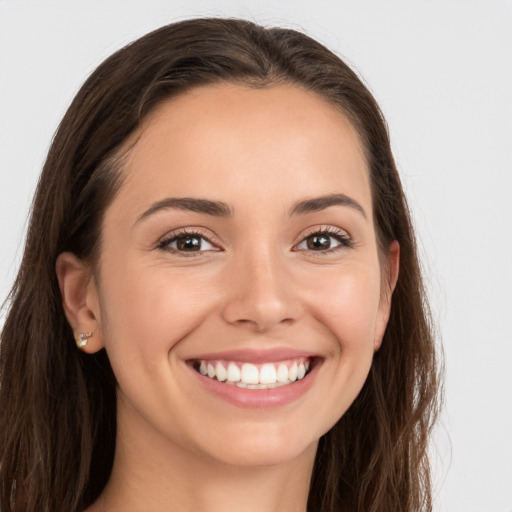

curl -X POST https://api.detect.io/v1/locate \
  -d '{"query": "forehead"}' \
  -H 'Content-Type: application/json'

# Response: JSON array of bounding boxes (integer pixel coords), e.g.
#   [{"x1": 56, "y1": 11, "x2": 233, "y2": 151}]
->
[{"x1": 115, "y1": 83, "x2": 371, "y2": 216}]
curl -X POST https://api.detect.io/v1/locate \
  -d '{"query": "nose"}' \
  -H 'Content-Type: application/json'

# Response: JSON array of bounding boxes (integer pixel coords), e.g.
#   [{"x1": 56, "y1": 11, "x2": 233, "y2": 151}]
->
[{"x1": 221, "y1": 247, "x2": 302, "y2": 333}]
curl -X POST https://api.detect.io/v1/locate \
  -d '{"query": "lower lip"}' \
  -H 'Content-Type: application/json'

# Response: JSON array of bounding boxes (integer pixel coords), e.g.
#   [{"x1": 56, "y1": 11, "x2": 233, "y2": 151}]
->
[{"x1": 188, "y1": 362, "x2": 320, "y2": 408}]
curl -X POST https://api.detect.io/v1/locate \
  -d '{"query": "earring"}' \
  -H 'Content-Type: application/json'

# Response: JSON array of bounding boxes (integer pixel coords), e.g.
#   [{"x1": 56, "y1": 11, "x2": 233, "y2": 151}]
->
[{"x1": 76, "y1": 332, "x2": 93, "y2": 349}]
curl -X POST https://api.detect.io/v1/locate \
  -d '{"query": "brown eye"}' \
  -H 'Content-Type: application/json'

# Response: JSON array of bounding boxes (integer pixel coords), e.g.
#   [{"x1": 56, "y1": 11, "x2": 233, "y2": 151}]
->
[
  {"x1": 158, "y1": 231, "x2": 219, "y2": 254},
  {"x1": 176, "y1": 235, "x2": 202, "y2": 251},
  {"x1": 295, "y1": 229, "x2": 352, "y2": 253},
  {"x1": 306, "y1": 234, "x2": 332, "y2": 250}
]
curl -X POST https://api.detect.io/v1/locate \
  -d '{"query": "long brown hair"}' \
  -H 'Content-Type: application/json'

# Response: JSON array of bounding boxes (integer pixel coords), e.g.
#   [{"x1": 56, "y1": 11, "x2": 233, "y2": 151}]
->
[{"x1": 0, "y1": 17, "x2": 440, "y2": 512}]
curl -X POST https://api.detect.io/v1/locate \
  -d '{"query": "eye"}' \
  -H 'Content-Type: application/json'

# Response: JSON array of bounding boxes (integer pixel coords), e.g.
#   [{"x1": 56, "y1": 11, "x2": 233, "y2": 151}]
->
[
  {"x1": 157, "y1": 230, "x2": 220, "y2": 255},
  {"x1": 295, "y1": 228, "x2": 353, "y2": 253}
]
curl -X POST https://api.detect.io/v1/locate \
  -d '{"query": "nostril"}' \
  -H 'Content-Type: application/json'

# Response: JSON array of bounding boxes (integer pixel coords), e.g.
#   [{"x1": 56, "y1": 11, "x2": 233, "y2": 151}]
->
[
  {"x1": 221, "y1": 275, "x2": 302, "y2": 331},
  {"x1": 231, "y1": 317, "x2": 296, "y2": 334}
]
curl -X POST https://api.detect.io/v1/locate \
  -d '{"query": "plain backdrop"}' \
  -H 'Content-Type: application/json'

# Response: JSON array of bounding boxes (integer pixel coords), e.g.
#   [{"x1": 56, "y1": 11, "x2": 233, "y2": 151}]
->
[{"x1": 1, "y1": 1, "x2": 511, "y2": 511}]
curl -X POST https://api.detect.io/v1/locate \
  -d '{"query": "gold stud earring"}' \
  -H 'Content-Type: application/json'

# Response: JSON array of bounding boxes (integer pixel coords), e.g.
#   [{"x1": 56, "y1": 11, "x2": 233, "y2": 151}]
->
[{"x1": 76, "y1": 332, "x2": 93, "y2": 349}]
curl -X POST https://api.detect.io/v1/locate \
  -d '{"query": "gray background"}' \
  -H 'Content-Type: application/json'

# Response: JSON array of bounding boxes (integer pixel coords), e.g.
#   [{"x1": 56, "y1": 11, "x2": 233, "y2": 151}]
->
[{"x1": 1, "y1": 1, "x2": 511, "y2": 510}]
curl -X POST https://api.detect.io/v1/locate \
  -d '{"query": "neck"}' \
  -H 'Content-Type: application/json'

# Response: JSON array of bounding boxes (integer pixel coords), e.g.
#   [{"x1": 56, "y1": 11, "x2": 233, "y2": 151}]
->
[{"x1": 90, "y1": 405, "x2": 317, "y2": 512}]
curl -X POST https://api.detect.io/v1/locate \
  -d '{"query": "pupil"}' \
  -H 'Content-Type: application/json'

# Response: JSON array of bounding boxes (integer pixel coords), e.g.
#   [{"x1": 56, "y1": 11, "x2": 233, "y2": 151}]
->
[
  {"x1": 307, "y1": 235, "x2": 330, "y2": 250},
  {"x1": 177, "y1": 236, "x2": 201, "y2": 251}
]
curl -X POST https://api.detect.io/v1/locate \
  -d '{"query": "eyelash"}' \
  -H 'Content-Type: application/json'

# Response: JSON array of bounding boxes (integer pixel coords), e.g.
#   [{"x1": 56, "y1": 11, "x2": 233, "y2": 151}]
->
[
  {"x1": 156, "y1": 226, "x2": 353, "y2": 257},
  {"x1": 295, "y1": 226, "x2": 354, "y2": 255},
  {"x1": 157, "y1": 228, "x2": 219, "y2": 257}
]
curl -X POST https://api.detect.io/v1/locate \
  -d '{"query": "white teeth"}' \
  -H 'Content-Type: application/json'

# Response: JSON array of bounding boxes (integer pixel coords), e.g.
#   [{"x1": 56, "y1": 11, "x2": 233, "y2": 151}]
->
[
  {"x1": 277, "y1": 363, "x2": 289, "y2": 383},
  {"x1": 196, "y1": 358, "x2": 312, "y2": 387},
  {"x1": 227, "y1": 362, "x2": 241, "y2": 382},
  {"x1": 241, "y1": 363, "x2": 259, "y2": 384},
  {"x1": 238, "y1": 383, "x2": 279, "y2": 389},
  {"x1": 288, "y1": 362, "x2": 298, "y2": 382},
  {"x1": 215, "y1": 362, "x2": 227, "y2": 382},
  {"x1": 259, "y1": 363, "x2": 277, "y2": 384}
]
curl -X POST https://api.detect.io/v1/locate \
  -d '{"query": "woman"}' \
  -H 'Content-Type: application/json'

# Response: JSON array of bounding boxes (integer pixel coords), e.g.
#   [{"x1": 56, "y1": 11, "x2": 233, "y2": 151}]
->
[{"x1": 0, "y1": 17, "x2": 440, "y2": 512}]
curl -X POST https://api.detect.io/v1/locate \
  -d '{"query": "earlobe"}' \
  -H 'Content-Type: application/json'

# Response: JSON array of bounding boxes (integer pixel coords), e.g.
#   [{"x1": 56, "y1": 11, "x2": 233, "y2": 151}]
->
[
  {"x1": 374, "y1": 240, "x2": 400, "y2": 351},
  {"x1": 56, "y1": 252, "x2": 104, "y2": 353}
]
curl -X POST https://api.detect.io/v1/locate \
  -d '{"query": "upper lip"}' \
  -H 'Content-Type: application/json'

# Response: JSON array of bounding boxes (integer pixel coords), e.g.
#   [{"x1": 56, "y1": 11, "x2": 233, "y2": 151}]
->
[{"x1": 186, "y1": 347, "x2": 318, "y2": 364}]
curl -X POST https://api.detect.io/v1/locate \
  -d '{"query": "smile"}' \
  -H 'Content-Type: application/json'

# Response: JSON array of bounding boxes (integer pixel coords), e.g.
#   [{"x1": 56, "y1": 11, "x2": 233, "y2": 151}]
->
[{"x1": 192, "y1": 358, "x2": 312, "y2": 389}]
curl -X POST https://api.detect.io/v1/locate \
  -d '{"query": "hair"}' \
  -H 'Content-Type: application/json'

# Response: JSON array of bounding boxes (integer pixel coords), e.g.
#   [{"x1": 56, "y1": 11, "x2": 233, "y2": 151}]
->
[{"x1": 0, "y1": 17, "x2": 440, "y2": 512}]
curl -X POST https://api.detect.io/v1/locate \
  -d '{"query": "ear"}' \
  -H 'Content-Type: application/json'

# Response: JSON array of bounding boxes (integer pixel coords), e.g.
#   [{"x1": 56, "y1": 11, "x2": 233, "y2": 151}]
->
[
  {"x1": 374, "y1": 240, "x2": 400, "y2": 351},
  {"x1": 56, "y1": 252, "x2": 104, "y2": 353}
]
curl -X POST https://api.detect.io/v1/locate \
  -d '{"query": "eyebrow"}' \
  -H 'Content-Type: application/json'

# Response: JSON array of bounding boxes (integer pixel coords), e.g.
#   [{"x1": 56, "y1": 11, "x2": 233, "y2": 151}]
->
[
  {"x1": 136, "y1": 197, "x2": 233, "y2": 223},
  {"x1": 136, "y1": 192, "x2": 366, "y2": 224},
  {"x1": 290, "y1": 193, "x2": 367, "y2": 219}
]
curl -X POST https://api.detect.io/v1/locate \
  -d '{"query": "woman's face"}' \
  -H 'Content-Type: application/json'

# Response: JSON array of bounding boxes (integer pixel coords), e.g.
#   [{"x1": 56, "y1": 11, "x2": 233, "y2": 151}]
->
[{"x1": 89, "y1": 83, "x2": 396, "y2": 467}]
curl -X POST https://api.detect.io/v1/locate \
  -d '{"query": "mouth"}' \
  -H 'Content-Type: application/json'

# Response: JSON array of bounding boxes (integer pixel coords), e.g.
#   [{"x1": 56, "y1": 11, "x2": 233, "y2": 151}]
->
[{"x1": 189, "y1": 357, "x2": 317, "y2": 390}]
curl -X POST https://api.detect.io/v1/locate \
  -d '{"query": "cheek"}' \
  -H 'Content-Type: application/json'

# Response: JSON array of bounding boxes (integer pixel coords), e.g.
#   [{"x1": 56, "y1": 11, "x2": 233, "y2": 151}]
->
[
  {"x1": 305, "y1": 264, "x2": 382, "y2": 350},
  {"x1": 97, "y1": 259, "x2": 218, "y2": 368},
  {"x1": 302, "y1": 264, "x2": 381, "y2": 420}
]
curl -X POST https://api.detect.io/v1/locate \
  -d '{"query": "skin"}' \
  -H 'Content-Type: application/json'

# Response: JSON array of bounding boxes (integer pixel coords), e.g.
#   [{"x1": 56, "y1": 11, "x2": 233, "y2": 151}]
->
[{"x1": 57, "y1": 83, "x2": 399, "y2": 512}]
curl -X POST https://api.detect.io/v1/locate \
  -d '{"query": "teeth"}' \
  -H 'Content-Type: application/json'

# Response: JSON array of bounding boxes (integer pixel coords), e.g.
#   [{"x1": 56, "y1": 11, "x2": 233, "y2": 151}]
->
[
  {"x1": 288, "y1": 362, "x2": 298, "y2": 382},
  {"x1": 297, "y1": 362, "x2": 306, "y2": 380},
  {"x1": 276, "y1": 363, "x2": 289, "y2": 383},
  {"x1": 215, "y1": 362, "x2": 227, "y2": 382},
  {"x1": 236, "y1": 382, "x2": 287, "y2": 389},
  {"x1": 227, "y1": 362, "x2": 241, "y2": 382},
  {"x1": 259, "y1": 363, "x2": 277, "y2": 384},
  {"x1": 241, "y1": 363, "x2": 259, "y2": 384},
  {"x1": 195, "y1": 358, "x2": 312, "y2": 387}
]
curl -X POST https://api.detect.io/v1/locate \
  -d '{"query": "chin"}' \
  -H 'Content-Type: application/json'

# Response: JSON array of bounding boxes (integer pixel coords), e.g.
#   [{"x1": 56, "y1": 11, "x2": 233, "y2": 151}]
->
[{"x1": 193, "y1": 422, "x2": 320, "y2": 469}]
